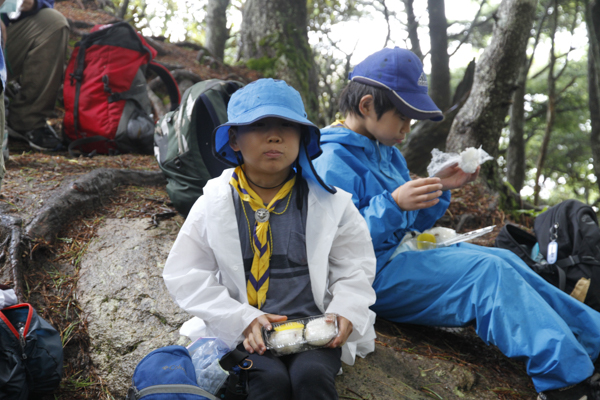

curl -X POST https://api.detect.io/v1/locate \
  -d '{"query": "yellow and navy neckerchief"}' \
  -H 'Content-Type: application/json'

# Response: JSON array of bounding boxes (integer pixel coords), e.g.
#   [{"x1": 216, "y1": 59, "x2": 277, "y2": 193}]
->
[{"x1": 230, "y1": 166, "x2": 296, "y2": 309}]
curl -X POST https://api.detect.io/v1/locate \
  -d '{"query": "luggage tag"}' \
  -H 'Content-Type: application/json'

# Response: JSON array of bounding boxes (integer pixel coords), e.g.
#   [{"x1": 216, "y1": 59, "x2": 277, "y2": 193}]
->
[{"x1": 547, "y1": 223, "x2": 558, "y2": 264}]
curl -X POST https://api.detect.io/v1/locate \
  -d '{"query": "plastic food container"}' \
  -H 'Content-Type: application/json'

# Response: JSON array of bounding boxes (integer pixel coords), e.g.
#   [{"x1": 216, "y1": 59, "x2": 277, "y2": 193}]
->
[{"x1": 262, "y1": 313, "x2": 339, "y2": 356}]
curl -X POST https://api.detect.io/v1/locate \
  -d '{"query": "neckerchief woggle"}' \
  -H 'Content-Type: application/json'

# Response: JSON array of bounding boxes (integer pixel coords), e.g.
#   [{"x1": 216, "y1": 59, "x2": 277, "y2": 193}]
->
[{"x1": 230, "y1": 166, "x2": 296, "y2": 309}]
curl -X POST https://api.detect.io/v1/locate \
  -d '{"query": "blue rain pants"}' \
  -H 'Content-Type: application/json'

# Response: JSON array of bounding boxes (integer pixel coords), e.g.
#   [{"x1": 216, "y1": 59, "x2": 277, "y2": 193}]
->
[{"x1": 372, "y1": 242, "x2": 600, "y2": 392}]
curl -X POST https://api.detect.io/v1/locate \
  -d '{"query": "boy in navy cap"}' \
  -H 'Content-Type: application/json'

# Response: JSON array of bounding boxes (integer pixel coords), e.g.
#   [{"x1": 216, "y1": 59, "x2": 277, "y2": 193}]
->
[
  {"x1": 314, "y1": 47, "x2": 600, "y2": 400},
  {"x1": 163, "y1": 78, "x2": 377, "y2": 400}
]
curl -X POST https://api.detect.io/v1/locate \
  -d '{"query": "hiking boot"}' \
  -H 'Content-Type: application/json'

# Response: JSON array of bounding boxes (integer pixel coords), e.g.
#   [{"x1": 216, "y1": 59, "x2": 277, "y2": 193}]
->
[
  {"x1": 538, "y1": 375, "x2": 600, "y2": 400},
  {"x1": 8, "y1": 124, "x2": 62, "y2": 151}
]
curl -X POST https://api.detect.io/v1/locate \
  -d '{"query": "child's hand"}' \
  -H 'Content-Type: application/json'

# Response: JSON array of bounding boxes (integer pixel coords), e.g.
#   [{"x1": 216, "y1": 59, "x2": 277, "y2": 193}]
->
[
  {"x1": 20, "y1": 0, "x2": 35, "y2": 12},
  {"x1": 327, "y1": 315, "x2": 353, "y2": 348},
  {"x1": 391, "y1": 177, "x2": 443, "y2": 211},
  {"x1": 436, "y1": 165, "x2": 480, "y2": 191},
  {"x1": 243, "y1": 314, "x2": 287, "y2": 355}
]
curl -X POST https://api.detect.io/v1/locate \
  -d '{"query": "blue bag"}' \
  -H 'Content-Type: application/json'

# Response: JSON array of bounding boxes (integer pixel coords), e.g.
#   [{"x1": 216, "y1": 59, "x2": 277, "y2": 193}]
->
[
  {"x1": 127, "y1": 344, "x2": 250, "y2": 400},
  {"x1": 0, "y1": 303, "x2": 64, "y2": 400}
]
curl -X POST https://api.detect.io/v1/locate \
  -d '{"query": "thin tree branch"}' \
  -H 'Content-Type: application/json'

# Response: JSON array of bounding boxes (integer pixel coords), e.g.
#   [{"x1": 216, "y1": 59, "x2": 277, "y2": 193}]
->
[{"x1": 449, "y1": 0, "x2": 488, "y2": 57}]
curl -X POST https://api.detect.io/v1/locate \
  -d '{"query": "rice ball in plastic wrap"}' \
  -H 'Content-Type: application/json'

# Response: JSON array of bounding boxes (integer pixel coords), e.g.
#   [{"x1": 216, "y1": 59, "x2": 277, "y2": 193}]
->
[
  {"x1": 424, "y1": 227, "x2": 457, "y2": 243},
  {"x1": 305, "y1": 315, "x2": 338, "y2": 346},
  {"x1": 428, "y1": 146, "x2": 493, "y2": 176},
  {"x1": 458, "y1": 146, "x2": 493, "y2": 174},
  {"x1": 268, "y1": 322, "x2": 305, "y2": 355}
]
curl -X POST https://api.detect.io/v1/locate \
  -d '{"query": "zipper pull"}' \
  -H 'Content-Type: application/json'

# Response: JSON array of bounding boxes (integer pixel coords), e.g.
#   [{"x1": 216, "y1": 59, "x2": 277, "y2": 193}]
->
[
  {"x1": 547, "y1": 223, "x2": 559, "y2": 264},
  {"x1": 17, "y1": 323, "x2": 27, "y2": 359}
]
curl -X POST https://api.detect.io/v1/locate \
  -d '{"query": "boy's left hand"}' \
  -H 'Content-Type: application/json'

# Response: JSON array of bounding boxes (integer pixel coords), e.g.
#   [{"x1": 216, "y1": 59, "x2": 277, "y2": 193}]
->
[
  {"x1": 436, "y1": 165, "x2": 480, "y2": 191},
  {"x1": 327, "y1": 315, "x2": 353, "y2": 348}
]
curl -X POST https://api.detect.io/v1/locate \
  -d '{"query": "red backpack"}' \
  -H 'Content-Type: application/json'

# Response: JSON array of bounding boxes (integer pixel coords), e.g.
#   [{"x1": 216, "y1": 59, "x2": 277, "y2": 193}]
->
[{"x1": 63, "y1": 22, "x2": 180, "y2": 156}]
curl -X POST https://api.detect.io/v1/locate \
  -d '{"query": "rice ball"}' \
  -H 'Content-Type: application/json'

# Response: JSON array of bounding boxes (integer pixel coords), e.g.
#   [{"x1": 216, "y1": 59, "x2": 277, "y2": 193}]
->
[
  {"x1": 269, "y1": 322, "x2": 305, "y2": 354},
  {"x1": 305, "y1": 317, "x2": 337, "y2": 347},
  {"x1": 459, "y1": 147, "x2": 480, "y2": 173}
]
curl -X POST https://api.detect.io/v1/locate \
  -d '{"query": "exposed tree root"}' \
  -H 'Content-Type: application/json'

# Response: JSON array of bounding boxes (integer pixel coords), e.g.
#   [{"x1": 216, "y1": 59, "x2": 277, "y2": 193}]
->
[
  {"x1": 0, "y1": 168, "x2": 165, "y2": 300},
  {"x1": 24, "y1": 168, "x2": 165, "y2": 243}
]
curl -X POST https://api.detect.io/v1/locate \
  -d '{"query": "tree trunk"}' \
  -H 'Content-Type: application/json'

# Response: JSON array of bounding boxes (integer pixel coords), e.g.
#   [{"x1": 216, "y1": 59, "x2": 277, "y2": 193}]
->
[
  {"x1": 427, "y1": 0, "x2": 451, "y2": 111},
  {"x1": 506, "y1": 2, "x2": 549, "y2": 193},
  {"x1": 587, "y1": 0, "x2": 600, "y2": 196},
  {"x1": 506, "y1": 53, "x2": 528, "y2": 193},
  {"x1": 403, "y1": 0, "x2": 424, "y2": 61},
  {"x1": 240, "y1": 0, "x2": 318, "y2": 119},
  {"x1": 205, "y1": 0, "x2": 230, "y2": 61},
  {"x1": 117, "y1": 0, "x2": 130, "y2": 19},
  {"x1": 401, "y1": 0, "x2": 457, "y2": 174},
  {"x1": 446, "y1": 0, "x2": 538, "y2": 194},
  {"x1": 533, "y1": 1, "x2": 558, "y2": 205}
]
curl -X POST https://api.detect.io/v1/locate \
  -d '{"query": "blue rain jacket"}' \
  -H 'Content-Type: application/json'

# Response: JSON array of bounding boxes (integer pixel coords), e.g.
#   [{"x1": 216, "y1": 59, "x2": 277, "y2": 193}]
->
[
  {"x1": 314, "y1": 125, "x2": 450, "y2": 270},
  {"x1": 314, "y1": 124, "x2": 600, "y2": 392}
]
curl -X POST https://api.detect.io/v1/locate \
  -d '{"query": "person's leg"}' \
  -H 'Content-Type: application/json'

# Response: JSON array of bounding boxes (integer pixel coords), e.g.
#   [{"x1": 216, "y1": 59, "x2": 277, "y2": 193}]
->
[
  {"x1": 461, "y1": 243, "x2": 600, "y2": 362},
  {"x1": 244, "y1": 349, "x2": 292, "y2": 400},
  {"x1": 372, "y1": 245, "x2": 597, "y2": 393},
  {"x1": 5, "y1": 8, "x2": 68, "y2": 133},
  {"x1": 285, "y1": 348, "x2": 341, "y2": 400}
]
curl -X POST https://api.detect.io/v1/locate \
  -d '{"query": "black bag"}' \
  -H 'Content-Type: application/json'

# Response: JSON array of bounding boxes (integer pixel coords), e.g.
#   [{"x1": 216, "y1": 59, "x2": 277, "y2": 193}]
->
[
  {"x1": 154, "y1": 79, "x2": 244, "y2": 216},
  {"x1": 496, "y1": 200, "x2": 600, "y2": 311},
  {"x1": 0, "y1": 303, "x2": 64, "y2": 399}
]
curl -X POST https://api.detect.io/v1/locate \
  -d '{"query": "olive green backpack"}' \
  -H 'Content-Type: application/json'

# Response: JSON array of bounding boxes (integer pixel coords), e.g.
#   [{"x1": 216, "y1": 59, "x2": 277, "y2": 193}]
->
[{"x1": 154, "y1": 80, "x2": 244, "y2": 216}]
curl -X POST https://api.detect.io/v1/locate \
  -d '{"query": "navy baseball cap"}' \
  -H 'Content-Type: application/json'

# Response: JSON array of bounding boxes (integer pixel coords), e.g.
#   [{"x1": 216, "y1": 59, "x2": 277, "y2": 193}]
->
[{"x1": 349, "y1": 47, "x2": 443, "y2": 121}]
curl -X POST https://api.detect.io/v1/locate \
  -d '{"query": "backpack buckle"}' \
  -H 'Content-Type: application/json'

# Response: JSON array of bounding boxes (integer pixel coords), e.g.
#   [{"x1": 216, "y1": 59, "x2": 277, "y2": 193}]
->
[{"x1": 102, "y1": 75, "x2": 113, "y2": 94}]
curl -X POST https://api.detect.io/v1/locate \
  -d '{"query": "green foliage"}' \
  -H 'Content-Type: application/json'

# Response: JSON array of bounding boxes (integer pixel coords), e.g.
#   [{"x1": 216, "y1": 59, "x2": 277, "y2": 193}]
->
[
  {"x1": 504, "y1": 55, "x2": 595, "y2": 205},
  {"x1": 111, "y1": 0, "x2": 207, "y2": 42}
]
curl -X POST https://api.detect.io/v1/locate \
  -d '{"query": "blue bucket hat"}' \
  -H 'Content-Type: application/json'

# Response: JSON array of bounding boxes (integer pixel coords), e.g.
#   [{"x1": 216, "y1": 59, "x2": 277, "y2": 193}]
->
[
  {"x1": 213, "y1": 78, "x2": 335, "y2": 193},
  {"x1": 349, "y1": 47, "x2": 443, "y2": 121}
]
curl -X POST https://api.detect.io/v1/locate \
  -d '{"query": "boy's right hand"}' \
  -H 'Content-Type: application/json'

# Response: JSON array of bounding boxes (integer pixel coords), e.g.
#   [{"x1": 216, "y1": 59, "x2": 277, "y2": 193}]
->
[
  {"x1": 392, "y1": 177, "x2": 444, "y2": 211},
  {"x1": 243, "y1": 314, "x2": 287, "y2": 355}
]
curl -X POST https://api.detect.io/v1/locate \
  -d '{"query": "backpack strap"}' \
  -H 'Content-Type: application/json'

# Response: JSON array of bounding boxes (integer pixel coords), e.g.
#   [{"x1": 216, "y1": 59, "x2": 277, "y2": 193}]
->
[
  {"x1": 107, "y1": 77, "x2": 148, "y2": 104},
  {"x1": 218, "y1": 348, "x2": 249, "y2": 371},
  {"x1": 530, "y1": 262, "x2": 567, "y2": 292},
  {"x1": 218, "y1": 348, "x2": 250, "y2": 400},
  {"x1": 554, "y1": 265, "x2": 567, "y2": 292},
  {"x1": 148, "y1": 61, "x2": 181, "y2": 111},
  {"x1": 69, "y1": 43, "x2": 88, "y2": 137},
  {"x1": 555, "y1": 255, "x2": 581, "y2": 269},
  {"x1": 129, "y1": 384, "x2": 216, "y2": 400}
]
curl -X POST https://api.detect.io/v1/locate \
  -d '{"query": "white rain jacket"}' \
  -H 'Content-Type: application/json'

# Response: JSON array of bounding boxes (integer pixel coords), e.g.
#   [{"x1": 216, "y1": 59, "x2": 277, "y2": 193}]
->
[{"x1": 163, "y1": 168, "x2": 377, "y2": 365}]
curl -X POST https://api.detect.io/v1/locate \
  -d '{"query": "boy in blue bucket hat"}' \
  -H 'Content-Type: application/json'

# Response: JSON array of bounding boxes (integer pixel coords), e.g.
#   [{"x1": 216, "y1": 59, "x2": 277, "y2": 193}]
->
[
  {"x1": 163, "y1": 78, "x2": 377, "y2": 400},
  {"x1": 314, "y1": 47, "x2": 600, "y2": 400}
]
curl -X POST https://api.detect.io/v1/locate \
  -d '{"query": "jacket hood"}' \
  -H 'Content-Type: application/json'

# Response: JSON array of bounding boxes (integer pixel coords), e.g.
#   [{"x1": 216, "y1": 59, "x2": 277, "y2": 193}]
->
[{"x1": 320, "y1": 123, "x2": 374, "y2": 150}]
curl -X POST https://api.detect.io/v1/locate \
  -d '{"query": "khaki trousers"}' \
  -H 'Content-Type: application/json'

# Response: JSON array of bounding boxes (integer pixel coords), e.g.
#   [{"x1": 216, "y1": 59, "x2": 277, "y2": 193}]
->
[{"x1": 6, "y1": 8, "x2": 68, "y2": 132}]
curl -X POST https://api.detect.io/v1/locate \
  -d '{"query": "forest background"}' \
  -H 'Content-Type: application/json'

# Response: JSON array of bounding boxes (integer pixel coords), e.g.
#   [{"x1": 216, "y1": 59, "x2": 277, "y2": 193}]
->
[{"x1": 110, "y1": 0, "x2": 600, "y2": 209}]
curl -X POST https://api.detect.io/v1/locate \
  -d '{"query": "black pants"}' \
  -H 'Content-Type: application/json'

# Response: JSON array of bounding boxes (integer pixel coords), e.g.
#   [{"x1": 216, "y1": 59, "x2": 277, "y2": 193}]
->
[{"x1": 241, "y1": 345, "x2": 342, "y2": 400}]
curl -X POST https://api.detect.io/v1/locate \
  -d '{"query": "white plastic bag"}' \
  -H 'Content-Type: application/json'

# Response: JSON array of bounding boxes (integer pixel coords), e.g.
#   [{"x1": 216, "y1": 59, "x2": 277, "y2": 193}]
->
[
  {"x1": 0, "y1": 288, "x2": 17, "y2": 309},
  {"x1": 427, "y1": 146, "x2": 493, "y2": 177}
]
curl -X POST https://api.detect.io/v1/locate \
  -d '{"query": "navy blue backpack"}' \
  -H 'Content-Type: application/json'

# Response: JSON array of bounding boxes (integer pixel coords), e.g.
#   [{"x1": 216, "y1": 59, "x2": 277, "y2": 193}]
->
[
  {"x1": 0, "y1": 303, "x2": 64, "y2": 399},
  {"x1": 127, "y1": 345, "x2": 250, "y2": 400}
]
